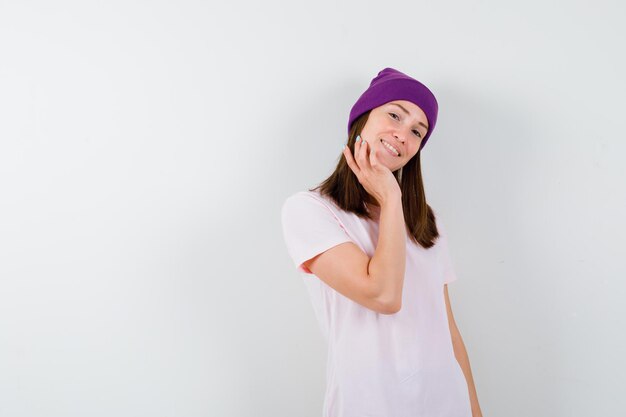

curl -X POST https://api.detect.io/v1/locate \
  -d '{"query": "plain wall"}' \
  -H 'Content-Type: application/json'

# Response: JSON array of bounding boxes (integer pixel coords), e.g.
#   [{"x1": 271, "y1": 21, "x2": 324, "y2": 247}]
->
[{"x1": 1, "y1": 1, "x2": 625, "y2": 416}]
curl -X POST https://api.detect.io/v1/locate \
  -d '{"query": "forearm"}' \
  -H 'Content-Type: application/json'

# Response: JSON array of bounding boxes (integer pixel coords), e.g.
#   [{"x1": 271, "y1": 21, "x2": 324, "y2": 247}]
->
[
  {"x1": 367, "y1": 196, "x2": 406, "y2": 308},
  {"x1": 452, "y1": 333, "x2": 483, "y2": 416}
]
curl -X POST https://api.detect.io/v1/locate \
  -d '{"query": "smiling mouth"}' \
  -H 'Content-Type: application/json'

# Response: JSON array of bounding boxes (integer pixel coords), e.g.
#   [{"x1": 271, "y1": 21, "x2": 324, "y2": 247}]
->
[{"x1": 380, "y1": 139, "x2": 401, "y2": 156}]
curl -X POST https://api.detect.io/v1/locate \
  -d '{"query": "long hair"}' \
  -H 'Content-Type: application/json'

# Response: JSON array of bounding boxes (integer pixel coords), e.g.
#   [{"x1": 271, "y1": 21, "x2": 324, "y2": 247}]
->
[{"x1": 309, "y1": 110, "x2": 440, "y2": 249}]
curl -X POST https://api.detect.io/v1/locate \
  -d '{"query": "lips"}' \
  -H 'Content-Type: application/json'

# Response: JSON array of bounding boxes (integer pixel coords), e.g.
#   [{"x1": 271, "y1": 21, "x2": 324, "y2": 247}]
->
[{"x1": 380, "y1": 139, "x2": 401, "y2": 156}]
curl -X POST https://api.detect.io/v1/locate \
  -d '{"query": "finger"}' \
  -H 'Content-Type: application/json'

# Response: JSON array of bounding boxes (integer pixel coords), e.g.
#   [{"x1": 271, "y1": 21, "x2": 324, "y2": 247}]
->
[
  {"x1": 357, "y1": 137, "x2": 367, "y2": 167},
  {"x1": 353, "y1": 137, "x2": 364, "y2": 170},
  {"x1": 359, "y1": 138, "x2": 372, "y2": 172},
  {"x1": 356, "y1": 137, "x2": 365, "y2": 166},
  {"x1": 369, "y1": 140, "x2": 379, "y2": 167}
]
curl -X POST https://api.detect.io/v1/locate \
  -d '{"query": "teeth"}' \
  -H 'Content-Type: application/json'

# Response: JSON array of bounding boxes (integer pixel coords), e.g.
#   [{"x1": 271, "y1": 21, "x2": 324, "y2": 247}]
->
[{"x1": 381, "y1": 140, "x2": 400, "y2": 156}]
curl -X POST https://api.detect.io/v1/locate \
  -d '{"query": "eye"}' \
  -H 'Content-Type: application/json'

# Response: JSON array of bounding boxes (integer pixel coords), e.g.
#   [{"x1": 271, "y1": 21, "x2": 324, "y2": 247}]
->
[{"x1": 389, "y1": 113, "x2": 422, "y2": 138}]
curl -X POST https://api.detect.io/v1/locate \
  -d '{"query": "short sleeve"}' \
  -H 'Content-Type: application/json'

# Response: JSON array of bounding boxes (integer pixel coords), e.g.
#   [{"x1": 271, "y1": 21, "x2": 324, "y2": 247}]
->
[
  {"x1": 436, "y1": 214, "x2": 459, "y2": 285},
  {"x1": 281, "y1": 192, "x2": 355, "y2": 274}
]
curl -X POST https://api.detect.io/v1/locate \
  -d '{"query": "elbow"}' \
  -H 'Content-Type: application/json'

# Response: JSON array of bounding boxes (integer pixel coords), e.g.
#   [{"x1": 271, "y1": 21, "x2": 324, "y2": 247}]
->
[
  {"x1": 376, "y1": 296, "x2": 402, "y2": 315},
  {"x1": 367, "y1": 272, "x2": 402, "y2": 314},
  {"x1": 383, "y1": 299, "x2": 402, "y2": 315}
]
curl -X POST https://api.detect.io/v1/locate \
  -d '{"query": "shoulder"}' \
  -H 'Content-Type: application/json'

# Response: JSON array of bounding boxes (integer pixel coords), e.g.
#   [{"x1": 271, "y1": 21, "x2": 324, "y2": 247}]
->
[
  {"x1": 282, "y1": 190, "x2": 321, "y2": 211},
  {"x1": 282, "y1": 190, "x2": 331, "y2": 222},
  {"x1": 281, "y1": 189, "x2": 356, "y2": 235},
  {"x1": 282, "y1": 189, "x2": 339, "y2": 213}
]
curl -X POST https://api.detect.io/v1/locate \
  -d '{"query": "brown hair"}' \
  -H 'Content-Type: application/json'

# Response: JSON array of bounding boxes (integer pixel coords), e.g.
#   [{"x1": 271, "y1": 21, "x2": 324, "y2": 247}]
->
[{"x1": 309, "y1": 110, "x2": 440, "y2": 249}]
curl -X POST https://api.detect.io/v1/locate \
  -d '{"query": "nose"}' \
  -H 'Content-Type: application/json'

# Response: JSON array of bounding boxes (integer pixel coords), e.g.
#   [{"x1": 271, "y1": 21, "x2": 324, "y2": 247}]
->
[{"x1": 393, "y1": 130, "x2": 407, "y2": 144}]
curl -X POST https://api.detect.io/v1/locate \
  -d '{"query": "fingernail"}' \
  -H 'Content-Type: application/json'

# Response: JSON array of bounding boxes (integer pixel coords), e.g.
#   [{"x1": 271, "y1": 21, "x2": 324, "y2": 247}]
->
[{"x1": 356, "y1": 135, "x2": 361, "y2": 142}]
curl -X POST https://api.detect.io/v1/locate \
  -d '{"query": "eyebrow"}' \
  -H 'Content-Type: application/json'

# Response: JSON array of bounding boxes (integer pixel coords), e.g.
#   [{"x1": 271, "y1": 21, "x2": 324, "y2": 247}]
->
[{"x1": 389, "y1": 103, "x2": 428, "y2": 131}]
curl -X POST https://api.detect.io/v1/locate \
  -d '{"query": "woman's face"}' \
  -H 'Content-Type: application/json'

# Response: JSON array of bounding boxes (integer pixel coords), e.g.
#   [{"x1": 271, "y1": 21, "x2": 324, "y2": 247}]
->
[{"x1": 359, "y1": 100, "x2": 429, "y2": 172}]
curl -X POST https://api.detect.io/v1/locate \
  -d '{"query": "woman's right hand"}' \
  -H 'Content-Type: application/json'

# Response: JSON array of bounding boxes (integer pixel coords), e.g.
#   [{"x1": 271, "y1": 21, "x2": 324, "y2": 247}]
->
[{"x1": 342, "y1": 134, "x2": 401, "y2": 206}]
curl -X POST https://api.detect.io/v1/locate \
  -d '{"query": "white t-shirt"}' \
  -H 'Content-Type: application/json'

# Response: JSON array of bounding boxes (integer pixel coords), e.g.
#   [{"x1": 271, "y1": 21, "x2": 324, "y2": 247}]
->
[{"x1": 280, "y1": 189, "x2": 472, "y2": 417}]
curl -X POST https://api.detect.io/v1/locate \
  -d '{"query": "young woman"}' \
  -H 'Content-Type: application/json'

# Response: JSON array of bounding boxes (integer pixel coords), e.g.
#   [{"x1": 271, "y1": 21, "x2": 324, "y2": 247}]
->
[{"x1": 281, "y1": 67, "x2": 483, "y2": 417}]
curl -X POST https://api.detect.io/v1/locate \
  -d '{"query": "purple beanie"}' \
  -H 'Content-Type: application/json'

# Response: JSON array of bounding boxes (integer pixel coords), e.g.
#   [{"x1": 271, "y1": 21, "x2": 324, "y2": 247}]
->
[{"x1": 348, "y1": 67, "x2": 439, "y2": 152}]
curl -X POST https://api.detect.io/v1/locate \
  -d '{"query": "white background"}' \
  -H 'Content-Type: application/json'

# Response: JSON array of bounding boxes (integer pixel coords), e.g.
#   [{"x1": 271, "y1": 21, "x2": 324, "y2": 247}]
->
[{"x1": 1, "y1": 1, "x2": 625, "y2": 416}]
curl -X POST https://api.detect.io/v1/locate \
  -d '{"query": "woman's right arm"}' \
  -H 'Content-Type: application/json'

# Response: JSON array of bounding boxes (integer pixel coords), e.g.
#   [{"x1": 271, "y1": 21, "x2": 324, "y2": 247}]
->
[
  {"x1": 305, "y1": 136, "x2": 407, "y2": 314},
  {"x1": 366, "y1": 195, "x2": 407, "y2": 312},
  {"x1": 304, "y1": 196, "x2": 406, "y2": 314}
]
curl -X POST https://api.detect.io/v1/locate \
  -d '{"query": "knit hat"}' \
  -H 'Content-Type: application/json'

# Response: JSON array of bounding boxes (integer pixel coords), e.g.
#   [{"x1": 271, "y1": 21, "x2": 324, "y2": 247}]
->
[{"x1": 348, "y1": 67, "x2": 439, "y2": 152}]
